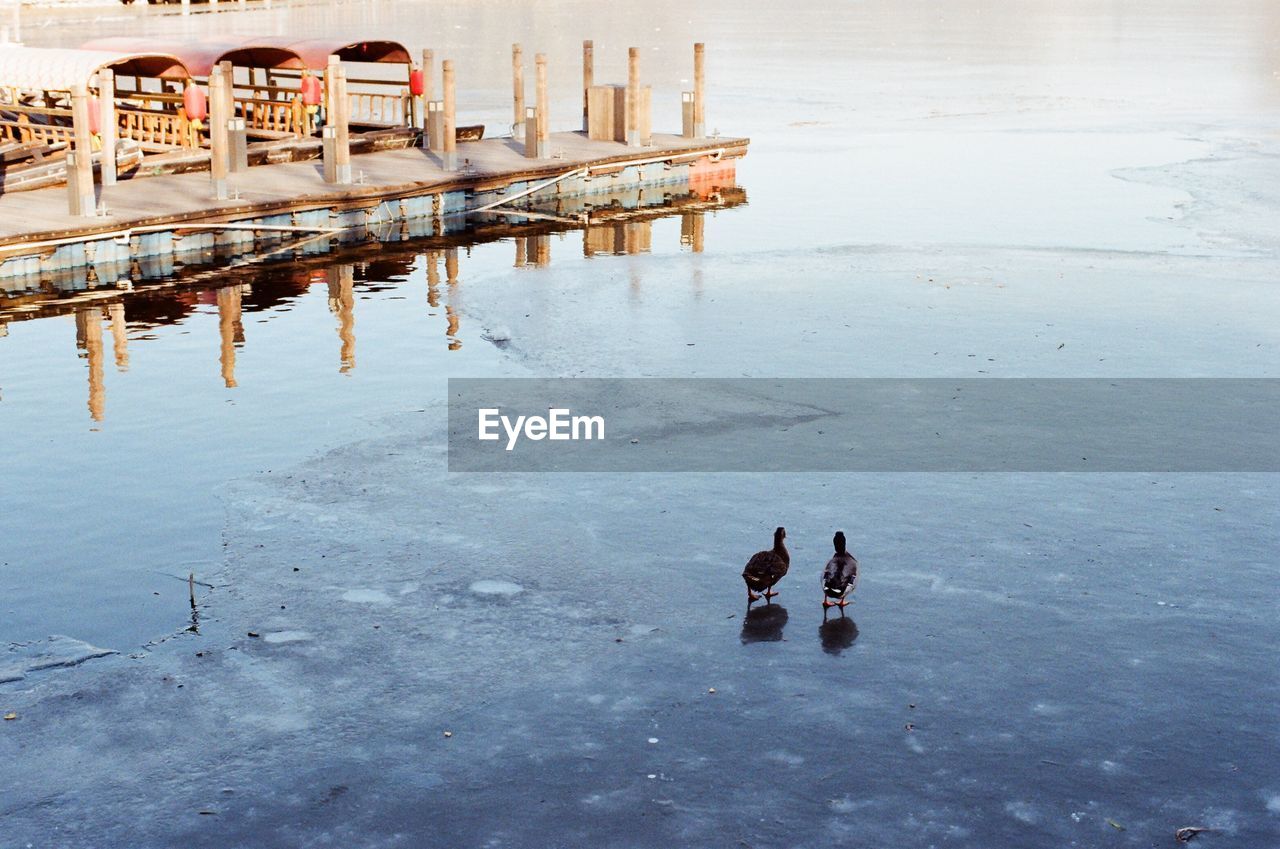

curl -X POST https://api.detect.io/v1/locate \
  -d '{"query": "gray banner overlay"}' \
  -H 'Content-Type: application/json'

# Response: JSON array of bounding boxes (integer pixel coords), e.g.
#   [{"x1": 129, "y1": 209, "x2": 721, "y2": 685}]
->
[{"x1": 447, "y1": 379, "x2": 1280, "y2": 472}]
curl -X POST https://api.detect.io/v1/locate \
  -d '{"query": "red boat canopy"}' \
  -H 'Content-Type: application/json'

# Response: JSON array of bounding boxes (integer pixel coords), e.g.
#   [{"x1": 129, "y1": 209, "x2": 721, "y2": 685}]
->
[
  {"x1": 81, "y1": 37, "x2": 308, "y2": 78},
  {"x1": 254, "y1": 39, "x2": 412, "y2": 70}
]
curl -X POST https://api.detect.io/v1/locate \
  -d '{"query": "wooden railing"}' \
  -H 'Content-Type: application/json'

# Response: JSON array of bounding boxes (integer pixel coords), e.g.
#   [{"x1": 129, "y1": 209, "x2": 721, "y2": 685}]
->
[
  {"x1": 119, "y1": 108, "x2": 200, "y2": 148},
  {"x1": 347, "y1": 91, "x2": 406, "y2": 126},
  {"x1": 241, "y1": 91, "x2": 310, "y2": 135},
  {"x1": 0, "y1": 115, "x2": 74, "y2": 146}
]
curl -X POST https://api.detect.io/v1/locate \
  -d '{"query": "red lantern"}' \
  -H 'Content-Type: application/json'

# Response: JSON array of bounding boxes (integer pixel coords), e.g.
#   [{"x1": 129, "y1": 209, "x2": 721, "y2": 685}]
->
[
  {"x1": 183, "y1": 80, "x2": 207, "y2": 128},
  {"x1": 408, "y1": 68, "x2": 425, "y2": 97},
  {"x1": 87, "y1": 96, "x2": 101, "y2": 135}
]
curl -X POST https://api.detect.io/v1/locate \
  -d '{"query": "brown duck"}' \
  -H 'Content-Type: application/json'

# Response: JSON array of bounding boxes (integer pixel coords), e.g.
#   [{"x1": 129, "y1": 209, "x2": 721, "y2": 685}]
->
[
  {"x1": 821, "y1": 531, "x2": 858, "y2": 612},
  {"x1": 742, "y1": 526, "x2": 789, "y2": 604}
]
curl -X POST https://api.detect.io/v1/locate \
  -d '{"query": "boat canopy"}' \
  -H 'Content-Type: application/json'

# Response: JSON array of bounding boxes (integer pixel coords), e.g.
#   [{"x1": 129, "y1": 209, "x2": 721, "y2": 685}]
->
[
  {"x1": 0, "y1": 45, "x2": 189, "y2": 91},
  {"x1": 255, "y1": 38, "x2": 413, "y2": 69},
  {"x1": 81, "y1": 37, "x2": 308, "y2": 78}
]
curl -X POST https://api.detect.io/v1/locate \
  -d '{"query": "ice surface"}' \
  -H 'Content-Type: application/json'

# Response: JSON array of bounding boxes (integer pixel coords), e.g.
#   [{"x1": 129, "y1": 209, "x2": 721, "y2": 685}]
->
[
  {"x1": 0, "y1": 635, "x2": 117, "y2": 683},
  {"x1": 468, "y1": 580, "x2": 524, "y2": 596},
  {"x1": 2, "y1": 0, "x2": 1279, "y2": 846}
]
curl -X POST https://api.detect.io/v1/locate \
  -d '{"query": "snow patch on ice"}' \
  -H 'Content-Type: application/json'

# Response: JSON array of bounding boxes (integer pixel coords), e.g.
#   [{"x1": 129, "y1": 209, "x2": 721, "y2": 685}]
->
[
  {"x1": 469, "y1": 580, "x2": 523, "y2": 596},
  {"x1": 1, "y1": 635, "x2": 117, "y2": 682},
  {"x1": 1004, "y1": 801, "x2": 1038, "y2": 824},
  {"x1": 341, "y1": 589, "x2": 394, "y2": 605},
  {"x1": 1265, "y1": 794, "x2": 1280, "y2": 814},
  {"x1": 765, "y1": 750, "x2": 805, "y2": 766},
  {"x1": 263, "y1": 630, "x2": 313, "y2": 644}
]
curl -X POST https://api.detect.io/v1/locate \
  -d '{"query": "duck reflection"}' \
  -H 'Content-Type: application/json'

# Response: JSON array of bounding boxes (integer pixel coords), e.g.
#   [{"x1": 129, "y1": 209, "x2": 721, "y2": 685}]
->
[
  {"x1": 740, "y1": 604, "x2": 788, "y2": 644},
  {"x1": 818, "y1": 616, "x2": 858, "y2": 655}
]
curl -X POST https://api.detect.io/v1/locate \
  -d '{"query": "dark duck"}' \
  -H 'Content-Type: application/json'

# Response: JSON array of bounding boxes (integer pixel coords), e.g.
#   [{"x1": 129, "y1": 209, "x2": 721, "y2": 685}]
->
[
  {"x1": 821, "y1": 531, "x2": 858, "y2": 613},
  {"x1": 742, "y1": 526, "x2": 789, "y2": 604}
]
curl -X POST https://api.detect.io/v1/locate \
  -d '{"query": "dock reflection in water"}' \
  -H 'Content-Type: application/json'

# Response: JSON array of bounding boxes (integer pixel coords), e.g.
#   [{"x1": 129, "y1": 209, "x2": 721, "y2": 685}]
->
[{"x1": 0, "y1": 185, "x2": 745, "y2": 421}]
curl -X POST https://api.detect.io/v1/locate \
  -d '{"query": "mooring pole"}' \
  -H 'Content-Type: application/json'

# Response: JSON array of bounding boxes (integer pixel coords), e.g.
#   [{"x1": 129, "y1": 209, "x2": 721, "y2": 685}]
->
[
  {"x1": 98, "y1": 69, "x2": 118, "y2": 187},
  {"x1": 512, "y1": 43, "x2": 524, "y2": 140},
  {"x1": 582, "y1": 40, "x2": 593, "y2": 132},
  {"x1": 442, "y1": 59, "x2": 457, "y2": 170},
  {"x1": 627, "y1": 47, "x2": 640, "y2": 147},
  {"x1": 535, "y1": 52, "x2": 548, "y2": 158},
  {"x1": 693, "y1": 42, "x2": 706, "y2": 138},
  {"x1": 69, "y1": 84, "x2": 95, "y2": 215},
  {"x1": 335, "y1": 64, "x2": 352, "y2": 184},
  {"x1": 421, "y1": 49, "x2": 434, "y2": 102},
  {"x1": 209, "y1": 68, "x2": 229, "y2": 199}
]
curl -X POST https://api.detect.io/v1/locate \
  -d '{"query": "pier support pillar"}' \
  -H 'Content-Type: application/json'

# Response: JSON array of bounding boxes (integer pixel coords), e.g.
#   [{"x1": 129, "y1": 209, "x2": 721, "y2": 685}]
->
[
  {"x1": 427, "y1": 100, "x2": 443, "y2": 153},
  {"x1": 693, "y1": 42, "x2": 706, "y2": 138},
  {"x1": 98, "y1": 69, "x2": 117, "y2": 187},
  {"x1": 209, "y1": 68, "x2": 229, "y2": 200},
  {"x1": 512, "y1": 43, "x2": 524, "y2": 140},
  {"x1": 627, "y1": 47, "x2": 640, "y2": 147},
  {"x1": 582, "y1": 40, "x2": 593, "y2": 132},
  {"x1": 228, "y1": 118, "x2": 248, "y2": 173},
  {"x1": 535, "y1": 52, "x2": 548, "y2": 159},
  {"x1": 523, "y1": 107, "x2": 538, "y2": 158},
  {"x1": 420, "y1": 49, "x2": 434, "y2": 147},
  {"x1": 442, "y1": 59, "x2": 457, "y2": 171},
  {"x1": 69, "y1": 85, "x2": 95, "y2": 216}
]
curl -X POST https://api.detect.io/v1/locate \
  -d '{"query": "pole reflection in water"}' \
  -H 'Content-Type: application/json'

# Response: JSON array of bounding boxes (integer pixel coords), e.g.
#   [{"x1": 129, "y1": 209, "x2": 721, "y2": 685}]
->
[
  {"x1": 216, "y1": 285, "x2": 243, "y2": 388},
  {"x1": 108, "y1": 302, "x2": 129, "y2": 372},
  {"x1": 327, "y1": 265, "x2": 356, "y2": 373},
  {"x1": 531, "y1": 234, "x2": 551, "y2": 268},
  {"x1": 680, "y1": 211, "x2": 705, "y2": 253},
  {"x1": 425, "y1": 249, "x2": 441, "y2": 308},
  {"x1": 444, "y1": 248, "x2": 461, "y2": 350},
  {"x1": 1, "y1": 185, "x2": 747, "y2": 423},
  {"x1": 75, "y1": 307, "x2": 106, "y2": 423}
]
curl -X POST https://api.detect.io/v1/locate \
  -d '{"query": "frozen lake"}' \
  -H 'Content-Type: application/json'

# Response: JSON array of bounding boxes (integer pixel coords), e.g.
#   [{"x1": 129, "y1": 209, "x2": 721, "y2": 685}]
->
[{"x1": 2, "y1": 0, "x2": 1278, "y2": 845}]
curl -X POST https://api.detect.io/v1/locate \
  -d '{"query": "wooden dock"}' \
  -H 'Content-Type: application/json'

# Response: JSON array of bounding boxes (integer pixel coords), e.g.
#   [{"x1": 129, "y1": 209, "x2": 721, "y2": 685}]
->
[{"x1": 0, "y1": 131, "x2": 746, "y2": 281}]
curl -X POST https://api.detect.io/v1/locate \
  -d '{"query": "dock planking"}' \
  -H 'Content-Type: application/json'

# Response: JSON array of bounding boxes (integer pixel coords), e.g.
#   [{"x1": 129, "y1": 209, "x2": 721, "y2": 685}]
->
[{"x1": 0, "y1": 132, "x2": 748, "y2": 252}]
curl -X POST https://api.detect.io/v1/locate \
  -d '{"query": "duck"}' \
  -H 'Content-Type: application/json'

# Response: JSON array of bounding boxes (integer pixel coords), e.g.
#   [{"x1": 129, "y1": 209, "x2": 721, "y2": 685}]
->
[
  {"x1": 742, "y1": 526, "x2": 789, "y2": 604},
  {"x1": 821, "y1": 531, "x2": 858, "y2": 612}
]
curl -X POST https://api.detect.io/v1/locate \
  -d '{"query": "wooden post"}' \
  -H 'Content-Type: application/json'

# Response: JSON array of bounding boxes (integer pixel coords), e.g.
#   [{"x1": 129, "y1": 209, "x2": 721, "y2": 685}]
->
[
  {"x1": 442, "y1": 59, "x2": 456, "y2": 171},
  {"x1": 693, "y1": 42, "x2": 706, "y2": 138},
  {"x1": 682, "y1": 90, "x2": 695, "y2": 138},
  {"x1": 420, "y1": 48, "x2": 434, "y2": 147},
  {"x1": 334, "y1": 65, "x2": 352, "y2": 184},
  {"x1": 512, "y1": 43, "x2": 524, "y2": 140},
  {"x1": 421, "y1": 49, "x2": 434, "y2": 100},
  {"x1": 69, "y1": 84, "x2": 95, "y2": 216},
  {"x1": 535, "y1": 52, "x2": 548, "y2": 158},
  {"x1": 582, "y1": 40, "x2": 593, "y2": 132},
  {"x1": 98, "y1": 69, "x2": 118, "y2": 187},
  {"x1": 627, "y1": 47, "x2": 640, "y2": 147},
  {"x1": 209, "y1": 69, "x2": 229, "y2": 200},
  {"x1": 325, "y1": 54, "x2": 339, "y2": 123},
  {"x1": 181, "y1": 0, "x2": 190, "y2": 16}
]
